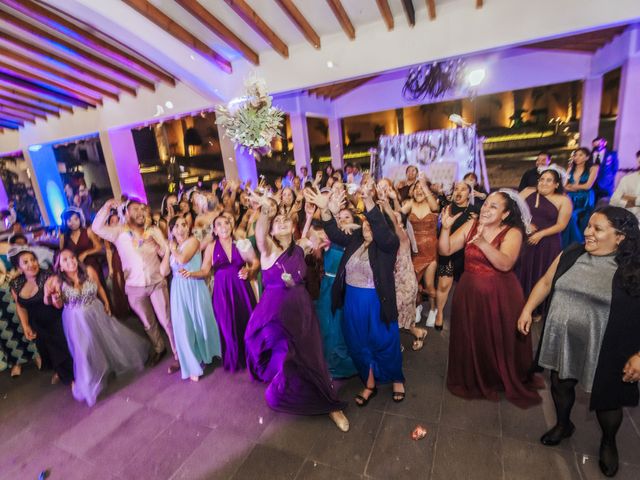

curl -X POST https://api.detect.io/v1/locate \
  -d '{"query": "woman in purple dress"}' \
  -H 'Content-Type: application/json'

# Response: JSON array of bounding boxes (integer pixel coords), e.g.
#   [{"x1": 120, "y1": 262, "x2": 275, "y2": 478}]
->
[
  {"x1": 517, "y1": 167, "x2": 573, "y2": 306},
  {"x1": 244, "y1": 191, "x2": 349, "y2": 431},
  {"x1": 183, "y1": 214, "x2": 259, "y2": 372}
]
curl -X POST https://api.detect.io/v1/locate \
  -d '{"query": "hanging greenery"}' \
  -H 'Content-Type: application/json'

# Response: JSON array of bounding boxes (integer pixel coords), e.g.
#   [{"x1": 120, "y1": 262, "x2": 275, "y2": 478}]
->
[{"x1": 215, "y1": 77, "x2": 285, "y2": 154}]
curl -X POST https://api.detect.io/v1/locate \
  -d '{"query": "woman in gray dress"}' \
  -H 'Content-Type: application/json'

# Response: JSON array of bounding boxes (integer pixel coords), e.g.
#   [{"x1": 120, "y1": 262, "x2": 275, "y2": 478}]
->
[{"x1": 518, "y1": 207, "x2": 640, "y2": 478}]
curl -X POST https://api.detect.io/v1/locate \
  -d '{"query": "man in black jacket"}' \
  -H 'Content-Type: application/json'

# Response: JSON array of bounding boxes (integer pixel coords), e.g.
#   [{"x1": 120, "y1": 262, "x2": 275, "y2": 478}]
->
[{"x1": 518, "y1": 151, "x2": 551, "y2": 191}]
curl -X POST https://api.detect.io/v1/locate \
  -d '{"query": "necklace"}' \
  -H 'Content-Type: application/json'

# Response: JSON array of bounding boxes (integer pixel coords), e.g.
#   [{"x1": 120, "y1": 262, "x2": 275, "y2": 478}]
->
[{"x1": 125, "y1": 227, "x2": 148, "y2": 249}]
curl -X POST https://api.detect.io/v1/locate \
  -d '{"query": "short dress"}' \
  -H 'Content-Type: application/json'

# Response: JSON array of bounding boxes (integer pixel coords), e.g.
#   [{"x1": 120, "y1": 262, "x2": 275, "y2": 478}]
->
[{"x1": 538, "y1": 253, "x2": 617, "y2": 390}]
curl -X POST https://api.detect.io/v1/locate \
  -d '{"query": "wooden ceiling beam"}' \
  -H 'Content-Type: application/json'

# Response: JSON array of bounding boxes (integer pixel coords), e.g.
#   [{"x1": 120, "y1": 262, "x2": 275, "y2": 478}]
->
[
  {"x1": 0, "y1": 112, "x2": 26, "y2": 125},
  {"x1": 275, "y1": 0, "x2": 321, "y2": 49},
  {"x1": 122, "y1": 0, "x2": 232, "y2": 73},
  {"x1": 0, "y1": 99, "x2": 48, "y2": 119},
  {"x1": 0, "y1": 118, "x2": 21, "y2": 129},
  {"x1": 224, "y1": 0, "x2": 289, "y2": 57},
  {"x1": 175, "y1": 0, "x2": 259, "y2": 64},
  {"x1": 0, "y1": 62, "x2": 101, "y2": 106},
  {"x1": 0, "y1": 105, "x2": 36, "y2": 123},
  {"x1": 426, "y1": 0, "x2": 436, "y2": 20},
  {"x1": 0, "y1": 8, "x2": 155, "y2": 90},
  {"x1": 0, "y1": 30, "x2": 138, "y2": 96},
  {"x1": 325, "y1": 0, "x2": 355, "y2": 40},
  {"x1": 0, "y1": 0, "x2": 175, "y2": 86},
  {"x1": 0, "y1": 86, "x2": 69, "y2": 113},
  {"x1": 0, "y1": 47, "x2": 119, "y2": 101},
  {"x1": 401, "y1": 0, "x2": 416, "y2": 27},
  {"x1": 0, "y1": 73, "x2": 92, "y2": 108},
  {"x1": 375, "y1": 0, "x2": 394, "y2": 31}
]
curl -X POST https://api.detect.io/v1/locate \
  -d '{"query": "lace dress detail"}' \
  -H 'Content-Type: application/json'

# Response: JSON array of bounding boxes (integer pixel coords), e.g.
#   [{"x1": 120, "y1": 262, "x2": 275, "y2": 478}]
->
[{"x1": 345, "y1": 245, "x2": 375, "y2": 289}]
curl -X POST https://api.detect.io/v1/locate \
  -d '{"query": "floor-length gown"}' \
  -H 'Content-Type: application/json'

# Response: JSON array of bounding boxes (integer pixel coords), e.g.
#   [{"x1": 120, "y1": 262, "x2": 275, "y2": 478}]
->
[
  {"x1": 61, "y1": 280, "x2": 147, "y2": 406},
  {"x1": 315, "y1": 245, "x2": 357, "y2": 379},
  {"x1": 11, "y1": 272, "x2": 74, "y2": 385},
  {"x1": 171, "y1": 251, "x2": 222, "y2": 379},
  {"x1": 245, "y1": 246, "x2": 346, "y2": 415},
  {"x1": 212, "y1": 240, "x2": 256, "y2": 372},
  {"x1": 448, "y1": 222, "x2": 541, "y2": 408},
  {"x1": 517, "y1": 193, "x2": 562, "y2": 298},
  {"x1": 562, "y1": 169, "x2": 595, "y2": 247}
]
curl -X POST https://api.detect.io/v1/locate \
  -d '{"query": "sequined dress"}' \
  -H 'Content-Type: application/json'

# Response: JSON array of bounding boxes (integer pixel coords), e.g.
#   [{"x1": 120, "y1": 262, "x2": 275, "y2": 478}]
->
[{"x1": 62, "y1": 280, "x2": 148, "y2": 406}]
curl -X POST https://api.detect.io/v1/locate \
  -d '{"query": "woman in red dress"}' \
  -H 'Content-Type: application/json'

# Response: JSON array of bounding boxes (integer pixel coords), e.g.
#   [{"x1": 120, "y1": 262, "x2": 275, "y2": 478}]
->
[{"x1": 439, "y1": 191, "x2": 541, "y2": 408}]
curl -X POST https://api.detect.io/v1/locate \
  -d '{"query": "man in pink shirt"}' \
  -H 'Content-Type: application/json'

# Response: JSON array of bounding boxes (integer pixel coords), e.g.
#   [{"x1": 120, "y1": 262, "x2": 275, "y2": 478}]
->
[{"x1": 92, "y1": 197, "x2": 178, "y2": 373}]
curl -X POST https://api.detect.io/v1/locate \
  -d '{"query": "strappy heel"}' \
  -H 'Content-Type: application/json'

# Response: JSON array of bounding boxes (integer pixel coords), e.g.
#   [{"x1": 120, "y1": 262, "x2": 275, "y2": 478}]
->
[{"x1": 354, "y1": 386, "x2": 377, "y2": 407}]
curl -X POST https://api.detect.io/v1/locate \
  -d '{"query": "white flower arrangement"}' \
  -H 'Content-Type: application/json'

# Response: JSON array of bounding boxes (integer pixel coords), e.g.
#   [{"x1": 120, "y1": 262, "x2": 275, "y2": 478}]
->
[{"x1": 216, "y1": 77, "x2": 284, "y2": 153}]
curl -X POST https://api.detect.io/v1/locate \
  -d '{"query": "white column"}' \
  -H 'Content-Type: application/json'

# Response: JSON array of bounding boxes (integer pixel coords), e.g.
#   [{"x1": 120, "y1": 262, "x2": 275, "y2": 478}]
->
[
  {"x1": 614, "y1": 55, "x2": 640, "y2": 170},
  {"x1": 98, "y1": 129, "x2": 147, "y2": 202},
  {"x1": 328, "y1": 117, "x2": 344, "y2": 169},
  {"x1": 289, "y1": 112, "x2": 311, "y2": 176},
  {"x1": 579, "y1": 76, "x2": 603, "y2": 147}
]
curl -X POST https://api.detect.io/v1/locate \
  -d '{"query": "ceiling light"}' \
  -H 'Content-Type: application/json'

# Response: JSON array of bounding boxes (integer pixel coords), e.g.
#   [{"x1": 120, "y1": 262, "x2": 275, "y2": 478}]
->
[
  {"x1": 165, "y1": 101, "x2": 174, "y2": 109},
  {"x1": 326, "y1": 60, "x2": 335, "y2": 69},
  {"x1": 467, "y1": 68, "x2": 486, "y2": 87}
]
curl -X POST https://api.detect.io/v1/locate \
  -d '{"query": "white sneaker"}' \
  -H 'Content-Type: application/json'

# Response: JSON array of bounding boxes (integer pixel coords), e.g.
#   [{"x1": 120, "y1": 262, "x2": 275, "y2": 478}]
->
[
  {"x1": 414, "y1": 304, "x2": 423, "y2": 324},
  {"x1": 425, "y1": 309, "x2": 437, "y2": 328}
]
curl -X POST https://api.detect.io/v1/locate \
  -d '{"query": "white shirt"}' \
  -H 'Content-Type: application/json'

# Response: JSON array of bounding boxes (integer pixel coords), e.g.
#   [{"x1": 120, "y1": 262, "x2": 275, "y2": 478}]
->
[{"x1": 610, "y1": 171, "x2": 640, "y2": 219}]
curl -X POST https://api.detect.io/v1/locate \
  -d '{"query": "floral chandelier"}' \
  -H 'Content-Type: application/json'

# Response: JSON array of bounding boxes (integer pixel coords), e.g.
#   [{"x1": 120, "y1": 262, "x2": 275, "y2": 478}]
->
[
  {"x1": 216, "y1": 76, "x2": 284, "y2": 157},
  {"x1": 402, "y1": 59, "x2": 466, "y2": 101}
]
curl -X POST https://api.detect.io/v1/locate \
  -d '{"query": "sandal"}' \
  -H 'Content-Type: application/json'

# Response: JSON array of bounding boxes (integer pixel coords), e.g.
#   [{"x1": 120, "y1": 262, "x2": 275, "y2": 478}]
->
[
  {"x1": 392, "y1": 385, "x2": 405, "y2": 403},
  {"x1": 411, "y1": 329, "x2": 428, "y2": 351},
  {"x1": 354, "y1": 386, "x2": 377, "y2": 407}
]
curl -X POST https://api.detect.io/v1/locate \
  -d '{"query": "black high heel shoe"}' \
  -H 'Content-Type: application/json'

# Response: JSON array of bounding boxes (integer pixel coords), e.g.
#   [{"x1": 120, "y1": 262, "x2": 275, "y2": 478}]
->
[
  {"x1": 599, "y1": 441, "x2": 619, "y2": 477},
  {"x1": 540, "y1": 422, "x2": 575, "y2": 446},
  {"x1": 354, "y1": 386, "x2": 377, "y2": 407}
]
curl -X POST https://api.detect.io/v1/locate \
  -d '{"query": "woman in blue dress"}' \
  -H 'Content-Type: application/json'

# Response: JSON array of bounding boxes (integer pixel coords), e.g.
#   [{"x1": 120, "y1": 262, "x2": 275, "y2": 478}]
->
[
  {"x1": 562, "y1": 147, "x2": 599, "y2": 247},
  {"x1": 163, "y1": 216, "x2": 221, "y2": 382},
  {"x1": 314, "y1": 208, "x2": 358, "y2": 379}
]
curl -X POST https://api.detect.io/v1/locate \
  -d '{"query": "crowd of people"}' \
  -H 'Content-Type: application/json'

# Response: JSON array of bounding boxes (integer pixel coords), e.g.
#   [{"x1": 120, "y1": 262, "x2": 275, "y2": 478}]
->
[{"x1": 1, "y1": 142, "x2": 639, "y2": 477}]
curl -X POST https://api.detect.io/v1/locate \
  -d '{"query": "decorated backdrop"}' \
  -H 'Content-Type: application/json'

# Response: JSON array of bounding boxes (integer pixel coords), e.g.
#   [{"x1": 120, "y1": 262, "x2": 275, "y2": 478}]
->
[{"x1": 374, "y1": 126, "x2": 488, "y2": 191}]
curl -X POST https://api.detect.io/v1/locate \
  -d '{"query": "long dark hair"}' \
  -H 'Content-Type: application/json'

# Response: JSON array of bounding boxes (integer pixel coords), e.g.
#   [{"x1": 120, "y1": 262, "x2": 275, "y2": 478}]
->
[
  {"x1": 597, "y1": 206, "x2": 640, "y2": 297},
  {"x1": 495, "y1": 192, "x2": 526, "y2": 234},
  {"x1": 55, "y1": 249, "x2": 89, "y2": 287},
  {"x1": 569, "y1": 147, "x2": 594, "y2": 178}
]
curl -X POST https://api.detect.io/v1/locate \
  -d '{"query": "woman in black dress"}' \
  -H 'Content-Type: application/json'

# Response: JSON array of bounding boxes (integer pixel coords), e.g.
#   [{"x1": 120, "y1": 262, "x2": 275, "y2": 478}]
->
[{"x1": 9, "y1": 247, "x2": 73, "y2": 385}]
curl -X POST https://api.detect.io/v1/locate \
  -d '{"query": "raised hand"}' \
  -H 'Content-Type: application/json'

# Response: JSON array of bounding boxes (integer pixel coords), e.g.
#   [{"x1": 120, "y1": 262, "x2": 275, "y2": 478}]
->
[
  {"x1": 327, "y1": 189, "x2": 346, "y2": 216},
  {"x1": 440, "y1": 205, "x2": 463, "y2": 230},
  {"x1": 304, "y1": 190, "x2": 328, "y2": 210},
  {"x1": 468, "y1": 223, "x2": 486, "y2": 246},
  {"x1": 360, "y1": 180, "x2": 375, "y2": 200},
  {"x1": 341, "y1": 223, "x2": 361, "y2": 235}
]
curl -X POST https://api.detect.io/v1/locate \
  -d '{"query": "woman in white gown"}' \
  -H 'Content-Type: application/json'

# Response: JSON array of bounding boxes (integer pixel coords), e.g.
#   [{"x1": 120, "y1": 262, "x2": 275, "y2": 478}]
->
[{"x1": 46, "y1": 249, "x2": 149, "y2": 406}]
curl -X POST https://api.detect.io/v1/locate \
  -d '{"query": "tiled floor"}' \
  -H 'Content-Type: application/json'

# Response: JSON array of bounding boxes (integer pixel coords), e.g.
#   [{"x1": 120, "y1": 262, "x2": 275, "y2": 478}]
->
[{"x1": 1, "y1": 318, "x2": 640, "y2": 480}]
